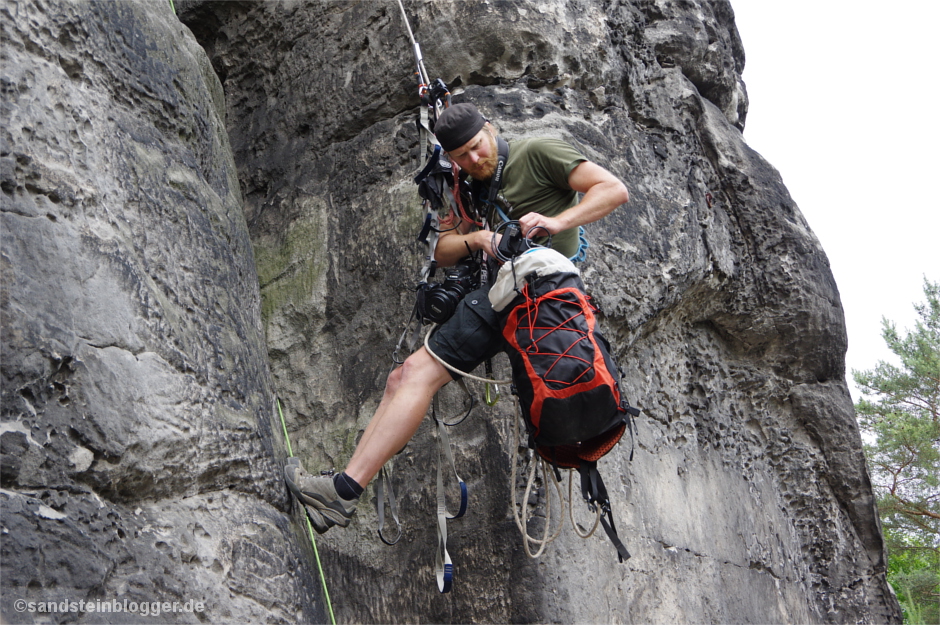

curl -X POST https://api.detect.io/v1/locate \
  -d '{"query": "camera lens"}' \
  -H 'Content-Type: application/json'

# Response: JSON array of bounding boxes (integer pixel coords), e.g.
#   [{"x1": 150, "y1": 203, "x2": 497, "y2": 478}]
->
[
  {"x1": 414, "y1": 257, "x2": 479, "y2": 324},
  {"x1": 424, "y1": 287, "x2": 460, "y2": 324}
]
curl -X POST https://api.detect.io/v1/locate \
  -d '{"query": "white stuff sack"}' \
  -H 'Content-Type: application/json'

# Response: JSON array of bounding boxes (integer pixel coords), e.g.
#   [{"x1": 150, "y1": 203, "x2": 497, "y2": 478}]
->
[{"x1": 488, "y1": 247, "x2": 580, "y2": 312}]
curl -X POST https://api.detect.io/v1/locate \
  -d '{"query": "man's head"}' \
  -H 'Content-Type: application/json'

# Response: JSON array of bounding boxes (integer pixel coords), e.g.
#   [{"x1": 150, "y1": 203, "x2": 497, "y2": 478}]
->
[{"x1": 435, "y1": 103, "x2": 498, "y2": 181}]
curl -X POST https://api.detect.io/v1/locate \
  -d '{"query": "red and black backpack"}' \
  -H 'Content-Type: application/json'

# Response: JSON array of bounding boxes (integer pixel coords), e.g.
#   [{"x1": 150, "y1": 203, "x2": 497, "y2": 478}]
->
[{"x1": 494, "y1": 256, "x2": 640, "y2": 561}]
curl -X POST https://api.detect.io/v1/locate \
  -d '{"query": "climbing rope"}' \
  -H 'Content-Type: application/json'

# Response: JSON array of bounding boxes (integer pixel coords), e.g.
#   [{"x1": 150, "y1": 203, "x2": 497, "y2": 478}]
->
[
  {"x1": 509, "y1": 401, "x2": 602, "y2": 558},
  {"x1": 423, "y1": 324, "x2": 511, "y2": 385},
  {"x1": 510, "y1": 406, "x2": 563, "y2": 557},
  {"x1": 277, "y1": 400, "x2": 337, "y2": 625}
]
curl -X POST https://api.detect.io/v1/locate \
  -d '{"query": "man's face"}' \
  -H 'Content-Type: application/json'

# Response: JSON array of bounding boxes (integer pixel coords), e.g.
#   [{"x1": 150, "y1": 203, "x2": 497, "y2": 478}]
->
[{"x1": 447, "y1": 127, "x2": 498, "y2": 181}]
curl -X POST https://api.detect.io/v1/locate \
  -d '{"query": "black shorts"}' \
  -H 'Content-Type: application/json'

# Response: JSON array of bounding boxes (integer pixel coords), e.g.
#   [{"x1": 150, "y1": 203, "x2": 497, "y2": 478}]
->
[{"x1": 426, "y1": 285, "x2": 505, "y2": 379}]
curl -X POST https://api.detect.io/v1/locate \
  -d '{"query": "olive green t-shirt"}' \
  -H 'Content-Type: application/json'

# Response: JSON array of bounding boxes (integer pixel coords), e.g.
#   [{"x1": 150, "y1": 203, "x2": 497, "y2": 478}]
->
[{"x1": 496, "y1": 137, "x2": 587, "y2": 259}]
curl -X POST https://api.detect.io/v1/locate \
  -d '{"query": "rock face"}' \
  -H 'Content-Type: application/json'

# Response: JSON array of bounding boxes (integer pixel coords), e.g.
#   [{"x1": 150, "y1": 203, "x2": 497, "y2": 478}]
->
[
  {"x1": 0, "y1": 0, "x2": 902, "y2": 624},
  {"x1": 1, "y1": 1, "x2": 322, "y2": 623},
  {"x1": 178, "y1": 0, "x2": 901, "y2": 623}
]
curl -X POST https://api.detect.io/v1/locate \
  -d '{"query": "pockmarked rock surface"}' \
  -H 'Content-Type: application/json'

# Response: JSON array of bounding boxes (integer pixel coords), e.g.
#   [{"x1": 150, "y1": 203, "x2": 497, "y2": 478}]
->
[
  {"x1": 180, "y1": 0, "x2": 902, "y2": 623},
  {"x1": 1, "y1": 1, "x2": 322, "y2": 623},
  {"x1": 0, "y1": 0, "x2": 902, "y2": 623}
]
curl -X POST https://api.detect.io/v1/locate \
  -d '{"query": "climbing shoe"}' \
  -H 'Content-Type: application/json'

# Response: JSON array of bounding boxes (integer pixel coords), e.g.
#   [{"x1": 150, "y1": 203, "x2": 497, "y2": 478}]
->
[{"x1": 284, "y1": 457, "x2": 358, "y2": 533}]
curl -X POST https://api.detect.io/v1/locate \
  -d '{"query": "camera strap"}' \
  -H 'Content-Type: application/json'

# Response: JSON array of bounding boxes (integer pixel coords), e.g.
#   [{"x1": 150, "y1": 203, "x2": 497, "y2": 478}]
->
[
  {"x1": 469, "y1": 136, "x2": 510, "y2": 210},
  {"x1": 487, "y1": 136, "x2": 510, "y2": 202}
]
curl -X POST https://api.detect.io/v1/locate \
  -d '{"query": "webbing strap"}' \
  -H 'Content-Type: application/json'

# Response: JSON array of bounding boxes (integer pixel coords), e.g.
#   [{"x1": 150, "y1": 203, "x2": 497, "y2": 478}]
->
[
  {"x1": 415, "y1": 142, "x2": 441, "y2": 185},
  {"x1": 376, "y1": 464, "x2": 402, "y2": 545},
  {"x1": 434, "y1": 399, "x2": 468, "y2": 593},
  {"x1": 418, "y1": 105, "x2": 431, "y2": 171},
  {"x1": 419, "y1": 212, "x2": 441, "y2": 283},
  {"x1": 579, "y1": 462, "x2": 630, "y2": 562},
  {"x1": 435, "y1": 445, "x2": 454, "y2": 593},
  {"x1": 436, "y1": 416, "x2": 468, "y2": 519},
  {"x1": 474, "y1": 139, "x2": 511, "y2": 226},
  {"x1": 599, "y1": 504, "x2": 630, "y2": 562},
  {"x1": 487, "y1": 136, "x2": 510, "y2": 202},
  {"x1": 415, "y1": 111, "x2": 442, "y2": 285},
  {"x1": 393, "y1": 305, "x2": 426, "y2": 364}
]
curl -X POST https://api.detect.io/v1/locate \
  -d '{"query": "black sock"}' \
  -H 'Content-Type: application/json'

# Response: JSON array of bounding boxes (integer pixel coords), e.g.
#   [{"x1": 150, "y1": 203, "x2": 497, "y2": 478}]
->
[{"x1": 333, "y1": 472, "x2": 363, "y2": 500}]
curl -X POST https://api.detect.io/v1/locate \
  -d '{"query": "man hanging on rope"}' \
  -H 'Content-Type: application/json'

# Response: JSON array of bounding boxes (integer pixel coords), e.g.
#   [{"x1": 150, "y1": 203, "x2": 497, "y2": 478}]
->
[{"x1": 284, "y1": 102, "x2": 630, "y2": 533}]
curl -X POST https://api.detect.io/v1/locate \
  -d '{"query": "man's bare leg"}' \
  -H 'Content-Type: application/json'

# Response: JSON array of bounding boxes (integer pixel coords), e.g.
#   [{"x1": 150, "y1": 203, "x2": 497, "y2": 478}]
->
[
  {"x1": 284, "y1": 346, "x2": 453, "y2": 532},
  {"x1": 344, "y1": 346, "x2": 453, "y2": 487}
]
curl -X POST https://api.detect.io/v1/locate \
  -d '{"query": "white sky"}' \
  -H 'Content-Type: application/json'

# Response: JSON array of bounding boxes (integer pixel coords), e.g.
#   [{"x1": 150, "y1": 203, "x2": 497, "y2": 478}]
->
[{"x1": 730, "y1": 0, "x2": 939, "y2": 399}]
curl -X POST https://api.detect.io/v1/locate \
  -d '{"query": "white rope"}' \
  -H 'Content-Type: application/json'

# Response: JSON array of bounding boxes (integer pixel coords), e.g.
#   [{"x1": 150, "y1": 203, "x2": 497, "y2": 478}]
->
[
  {"x1": 507, "y1": 399, "x2": 602, "y2": 555},
  {"x1": 569, "y1": 470, "x2": 600, "y2": 538},
  {"x1": 510, "y1": 406, "x2": 565, "y2": 558},
  {"x1": 423, "y1": 323, "x2": 511, "y2": 385}
]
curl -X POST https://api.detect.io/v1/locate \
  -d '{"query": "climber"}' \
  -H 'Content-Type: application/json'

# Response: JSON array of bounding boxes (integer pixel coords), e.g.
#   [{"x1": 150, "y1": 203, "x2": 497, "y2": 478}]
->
[{"x1": 284, "y1": 102, "x2": 630, "y2": 533}]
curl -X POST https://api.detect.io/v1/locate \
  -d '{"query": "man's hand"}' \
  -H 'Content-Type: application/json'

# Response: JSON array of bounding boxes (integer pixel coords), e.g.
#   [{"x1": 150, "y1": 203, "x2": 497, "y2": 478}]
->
[
  {"x1": 476, "y1": 229, "x2": 501, "y2": 258},
  {"x1": 435, "y1": 228, "x2": 501, "y2": 265},
  {"x1": 517, "y1": 213, "x2": 564, "y2": 237}
]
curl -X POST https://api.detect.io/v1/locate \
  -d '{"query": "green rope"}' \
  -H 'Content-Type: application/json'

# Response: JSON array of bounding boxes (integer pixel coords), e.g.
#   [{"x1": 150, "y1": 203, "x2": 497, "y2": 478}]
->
[
  {"x1": 277, "y1": 399, "x2": 337, "y2": 625},
  {"x1": 277, "y1": 399, "x2": 295, "y2": 457},
  {"x1": 168, "y1": 0, "x2": 176, "y2": 15}
]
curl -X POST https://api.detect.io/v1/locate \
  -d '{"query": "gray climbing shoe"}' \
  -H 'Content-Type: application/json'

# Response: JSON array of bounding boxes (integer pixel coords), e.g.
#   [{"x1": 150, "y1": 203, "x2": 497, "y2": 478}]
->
[{"x1": 284, "y1": 458, "x2": 358, "y2": 533}]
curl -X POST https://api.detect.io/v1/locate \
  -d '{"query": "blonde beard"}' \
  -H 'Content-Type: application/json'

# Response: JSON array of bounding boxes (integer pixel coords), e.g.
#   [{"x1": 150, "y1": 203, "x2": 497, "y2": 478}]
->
[{"x1": 466, "y1": 132, "x2": 498, "y2": 181}]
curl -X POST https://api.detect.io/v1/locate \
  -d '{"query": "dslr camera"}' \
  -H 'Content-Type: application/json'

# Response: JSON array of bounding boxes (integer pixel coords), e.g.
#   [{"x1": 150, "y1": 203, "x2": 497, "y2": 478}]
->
[
  {"x1": 415, "y1": 257, "x2": 480, "y2": 324},
  {"x1": 494, "y1": 220, "x2": 549, "y2": 262},
  {"x1": 495, "y1": 222, "x2": 529, "y2": 260}
]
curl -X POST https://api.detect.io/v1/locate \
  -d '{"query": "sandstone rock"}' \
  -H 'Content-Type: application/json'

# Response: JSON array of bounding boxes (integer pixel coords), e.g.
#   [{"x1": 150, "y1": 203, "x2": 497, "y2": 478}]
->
[
  {"x1": 0, "y1": 0, "x2": 902, "y2": 622},
  {"x1": 1, "y1": 1, "x2": 321, "y2": 622}
]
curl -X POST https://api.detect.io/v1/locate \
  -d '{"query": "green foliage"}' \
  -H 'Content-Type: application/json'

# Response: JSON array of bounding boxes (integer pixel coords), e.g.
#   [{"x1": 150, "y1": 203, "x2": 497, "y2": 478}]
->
[
  {"x1": 853, "y1": 278, "x2": 939, "y2": 624},
  {"x1": 883, "y1": 529, "x2": 939, "y2": 624}
]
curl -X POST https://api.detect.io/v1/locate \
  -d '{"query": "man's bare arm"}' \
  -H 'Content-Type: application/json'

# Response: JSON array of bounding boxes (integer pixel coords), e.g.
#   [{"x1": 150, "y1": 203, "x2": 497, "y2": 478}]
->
[
  {"x1": 433, "y1": 222, "x2": 497, "y2": 266},
  {"x1": 517, "y1": 161, "x2": 628, "y2": 236}
]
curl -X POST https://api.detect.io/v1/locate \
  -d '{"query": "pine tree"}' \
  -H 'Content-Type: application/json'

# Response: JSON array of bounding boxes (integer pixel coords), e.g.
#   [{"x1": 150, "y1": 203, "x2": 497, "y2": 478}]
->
[{"x1": 853, "y1": 278, "x2": 939, "y2": 624}]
